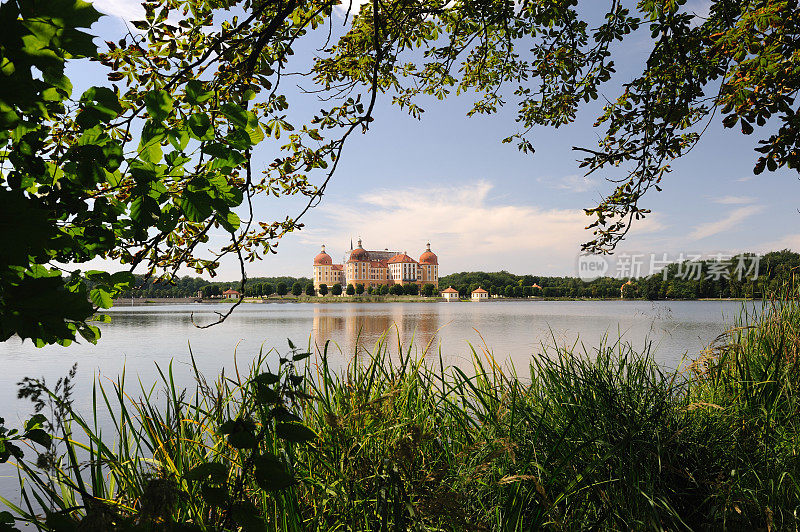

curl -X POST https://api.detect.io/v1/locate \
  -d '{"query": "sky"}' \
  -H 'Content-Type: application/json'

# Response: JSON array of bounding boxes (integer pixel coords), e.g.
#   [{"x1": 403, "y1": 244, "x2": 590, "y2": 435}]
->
[{"x1": 69, "y1": 0, "x2": 800, "y2": 280}]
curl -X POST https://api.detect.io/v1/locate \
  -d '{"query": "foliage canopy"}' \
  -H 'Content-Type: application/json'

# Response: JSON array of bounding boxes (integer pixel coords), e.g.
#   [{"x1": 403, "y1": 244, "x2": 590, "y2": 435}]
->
[{"x1": 3, "y1": 0, "x2": 799, "y2": 345}]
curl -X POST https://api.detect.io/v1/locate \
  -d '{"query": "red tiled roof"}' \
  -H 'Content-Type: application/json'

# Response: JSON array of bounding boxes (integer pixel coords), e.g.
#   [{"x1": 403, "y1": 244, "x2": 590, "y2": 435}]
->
[
  {"x1": 223, "y1": 289, "x2": 240, "y2": 295},
  {"x1": 471, "y1": 287, "x2": 488, "y2": 294},
  {"x1": 314, "y1": 251, "x2": 332, "y2": 265},
  {"x1": 331, "y1": 264, "x2": 343, "y2": 271},
  {"x1": 419, "y1": 250, "x2": 438, "y2": 265},
  {"x1": 370, "y1": 261, "x2": 388, "y2": 268},
  {"x1": 348, "y1": 247, "x2": 369, "y2": 262},
  {"x1": 441, "y1": 287, "x2": 459, "y2": 294},
  {"x1": 388, "y1": 253, "x2": 418, "y2": 264}
]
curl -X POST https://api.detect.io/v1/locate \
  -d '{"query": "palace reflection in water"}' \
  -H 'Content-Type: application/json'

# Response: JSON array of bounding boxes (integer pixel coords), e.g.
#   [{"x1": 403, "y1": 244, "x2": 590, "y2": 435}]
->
[{"x1": 312, "y1": 304, "x2": 441, "y2": 357}]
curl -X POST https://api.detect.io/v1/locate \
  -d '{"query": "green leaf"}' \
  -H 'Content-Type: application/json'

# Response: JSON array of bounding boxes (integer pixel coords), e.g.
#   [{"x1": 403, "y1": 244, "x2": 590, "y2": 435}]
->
[
  {"x1": 220, "y1": 418, "x2": 258, "y2": 449},
  {"x1": 232, "y1": 502, "x2": 264, "y2": 531},
  {"x1": 110, "y1": 271, "x2": 135, "y2": 288},
  {"x1": 255, "y1": 372, "x2": 280, "y2": 385},
  {"x1": 228, "y1": 430, "x2": 258, "y2": 449},
  {"x1": 44, "y1": 513, "x2": 78, "y2": 532},
  {"x1": 140, "y1": 120, "x2": 166, "y2": 146},
  {"x1": 144, "y1": 90, "x2": 173, "y2": 122},
  {"x1": 104, "y1": 169, "x2": 122, "y2": 187},
  {"x1": 275, "y1": 422, "x2": 316, "y2": 443},
  {"x1": 130, "y1": 195, "x2": 160, "y2": 226},
  {"x1": 293, "y1": 352, "x2": 311, "y2": 361},
  {"x1": 255, "y1": 385, "x2": 278, "y2": 404},
  {"x1": 166, "y1": 151, "x2": 191, "y2": 168},
  {"x1": 24, "y1": 414, "x2": 47, "y2": 431},
  {"x1": 202, "y1": 142, "x2": 230, "y2": 160},
  {"x1": 187, "y1": 113, "x2": 213, "y2": 140},
  {"x1": 253, "y1": 453, "x2": 295, "y2": 491},
  {"x1": 139, "y1": 138, "x2": 163, "y2": 163},
  {"x1": 78, "y1": 324, "x2": 101, "y2": 344},
  {"x1": 0, "y1": 510, "x2": 16, "y2": 529},
  {"x1": 90, "y1": 287, "x2": 113, "y2": 308},
  {"x1": 226, "y1": 128, "x2": 253, "y2": 149},
  {"x1": 271, "y1": 406, "x2": 301, "y2": 423},
  {"x1": 216, "y1": 210, "x2": 240, "y2": 232},
  {"x1": 0, "y1": 103, "x2": 20, "y2": 129},
  {"x1": 201, "y1": 484, "x2": 227, "y2": 507},
  {"x1": 220, "y1": 102, "x2": 248, "y2": 128},
  {"x1": 247, "y1": 123, "x2": 265, "y2": 145},
  {"x1": 186, "y1": 462, "x2": 227, "y2": 483},
  {"x1": 185, "y1": 80, "x2": 213, "y2": 105},
  {"x1": 181, "y1": 191, "x2": 213, "y2": 222},
  {"x1": 0, "y1": 440, "x2": 22, "y2": 463},
  {"x1": 76, "y1": 86, "x2": 122, "y2": 128},
  {"x1": 85, "y1": 270, "x2": 110, "y2": 282},
  {"x1": 168, "y1": 127, "x2": 189, "y2": 151},
  {"x1": 24, "y1": 429, "x2": 51, "y2": 448}
]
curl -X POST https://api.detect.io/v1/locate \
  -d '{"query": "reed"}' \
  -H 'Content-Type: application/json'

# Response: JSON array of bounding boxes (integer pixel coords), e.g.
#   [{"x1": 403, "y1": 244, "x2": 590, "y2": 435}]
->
[{"x1": 2, "y1": 294, "x2": 800, "y2": 530}]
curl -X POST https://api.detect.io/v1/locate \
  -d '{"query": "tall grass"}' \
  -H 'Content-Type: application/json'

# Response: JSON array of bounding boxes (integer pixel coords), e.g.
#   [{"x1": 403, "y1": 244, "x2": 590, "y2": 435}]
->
[
  {"x1": 689, "y1": 286, "x2": 800, "y2": 529},
  {"x1": 2, "y1": 295, "x2": 800, "y2": 530}
]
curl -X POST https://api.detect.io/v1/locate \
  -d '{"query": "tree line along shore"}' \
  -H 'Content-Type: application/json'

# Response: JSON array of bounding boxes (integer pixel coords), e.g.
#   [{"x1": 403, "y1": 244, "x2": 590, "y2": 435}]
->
[{"x1": 110, "y1": 250, "x2": 800, "y2": 302}]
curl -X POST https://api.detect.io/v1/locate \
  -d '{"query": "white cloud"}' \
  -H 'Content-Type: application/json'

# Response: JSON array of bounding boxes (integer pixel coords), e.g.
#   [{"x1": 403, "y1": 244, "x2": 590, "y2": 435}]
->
[
  {"x1": 689, "y1": 205, "x2": 764, "y2": 240},
  {"x1": 334, "y1": 0, "x2": 370, "y2": 17},
  {"x1": 301, "y1": 181, "x2": 664, "y2": 274},
  {"x1": 755, "y1": 233, "x2": 800, "y2": 254},
  {"x1": 93, "y1": 0, "x2": 144, "y2": 21},
  {"x1": 714, "y1": 195, "x2": 753, "y2": 205},
  {"x1": 539, "y1": 174, "x2": 598, "y2": 193}
]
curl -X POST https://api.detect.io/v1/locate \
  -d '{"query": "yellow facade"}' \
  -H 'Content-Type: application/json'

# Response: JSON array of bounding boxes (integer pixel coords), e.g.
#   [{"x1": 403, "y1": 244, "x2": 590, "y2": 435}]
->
[
  {"x1": 313, "y1": 264, "x2": 345, "y2": 290},
  {"x1": 313, "y1": 245, "x2": 345, "y2": 291}
]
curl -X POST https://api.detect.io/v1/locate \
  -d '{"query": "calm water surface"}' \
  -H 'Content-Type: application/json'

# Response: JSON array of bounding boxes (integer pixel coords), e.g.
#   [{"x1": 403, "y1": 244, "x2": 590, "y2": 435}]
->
[
  {"x1": 0, "y1": 300, "x2": 753, "y2": 415},
  {"x1": 0, "y1": 299, "x2": 755, "y2": 506}
]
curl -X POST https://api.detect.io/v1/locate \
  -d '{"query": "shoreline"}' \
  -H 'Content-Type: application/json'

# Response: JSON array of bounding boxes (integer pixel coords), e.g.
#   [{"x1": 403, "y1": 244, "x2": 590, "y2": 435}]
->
[{"x1": 110, "y1": 296, "x2": 762, "y2": 306}]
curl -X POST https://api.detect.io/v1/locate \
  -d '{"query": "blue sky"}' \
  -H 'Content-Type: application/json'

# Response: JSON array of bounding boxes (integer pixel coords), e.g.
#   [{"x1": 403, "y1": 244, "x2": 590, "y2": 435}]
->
[{"x1": 72, "y1": 0, "x2": 800, "y2": 279}]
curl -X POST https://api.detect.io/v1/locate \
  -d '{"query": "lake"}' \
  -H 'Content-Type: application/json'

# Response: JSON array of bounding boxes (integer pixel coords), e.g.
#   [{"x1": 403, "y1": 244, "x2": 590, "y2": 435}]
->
[
  {"x1": 0, "y1": 299, "x2": 756, "y2": 508},
  {"x1": 0, "y1": 299, "x2": 754, "y2": 415}
]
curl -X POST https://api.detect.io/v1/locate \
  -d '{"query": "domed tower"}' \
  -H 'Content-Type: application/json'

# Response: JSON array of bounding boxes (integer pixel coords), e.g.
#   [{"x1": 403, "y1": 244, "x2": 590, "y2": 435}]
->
[
  {"x1": 313, "y1": 244, "x2": 333, "y2": 292},
  {"x1": 346, "y1": 237, "x2": 370, "y2": 287},
  {"x1": 418, "y1": 242, "x2": 439, "y2": 288},
  {"x1": 314, "y1": 244, "x2": 332, "y2": 266},
  {"x1": 348, "y1": 237, "x2": 368, "y2": 261}
]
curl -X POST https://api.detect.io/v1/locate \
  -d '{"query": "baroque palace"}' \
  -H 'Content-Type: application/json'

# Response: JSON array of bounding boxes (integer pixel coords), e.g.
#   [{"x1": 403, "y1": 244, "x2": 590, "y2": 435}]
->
[{"x1": 313, "y1": 238, "x2": 439, "y2": 291}]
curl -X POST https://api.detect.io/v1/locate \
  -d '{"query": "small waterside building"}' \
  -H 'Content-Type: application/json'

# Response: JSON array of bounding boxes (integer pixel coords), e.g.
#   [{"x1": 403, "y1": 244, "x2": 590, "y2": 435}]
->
[
  {"x1": 222, "y1": 289, "x2": 241, "y2": 299},
  {"x1": 441, "y1": 286, "x2": 459, "y2": 302},
  {"x1": 471, "y1": 287, "x2": 488, "y2": 302}
]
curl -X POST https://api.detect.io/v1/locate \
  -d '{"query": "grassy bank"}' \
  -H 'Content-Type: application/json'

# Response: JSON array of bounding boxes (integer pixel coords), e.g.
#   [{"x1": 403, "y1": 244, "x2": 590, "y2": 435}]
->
[{"x1": 2, "y1": 297, "x2": 799, "y2": 530}]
